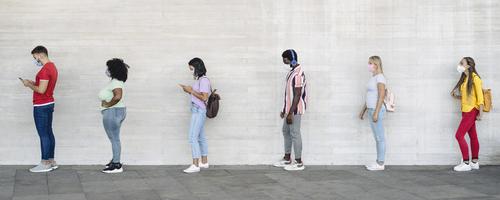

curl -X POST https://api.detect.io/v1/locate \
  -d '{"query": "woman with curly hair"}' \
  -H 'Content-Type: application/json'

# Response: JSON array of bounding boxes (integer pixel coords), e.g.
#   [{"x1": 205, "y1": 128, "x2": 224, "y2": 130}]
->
[{"x1": 99, "y1": 58, "x2": 129, "y2": 173}]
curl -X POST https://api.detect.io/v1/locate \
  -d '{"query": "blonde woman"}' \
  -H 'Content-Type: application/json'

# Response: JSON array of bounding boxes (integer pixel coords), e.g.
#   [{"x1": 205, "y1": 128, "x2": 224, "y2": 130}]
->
[{"x1": 359, "y1": 56, "x2": 387, "y2": 171}]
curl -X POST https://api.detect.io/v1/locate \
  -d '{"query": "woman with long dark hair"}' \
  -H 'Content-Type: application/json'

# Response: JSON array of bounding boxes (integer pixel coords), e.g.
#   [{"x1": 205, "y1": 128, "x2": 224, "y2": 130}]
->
[
  {"x1": 451, "y1": 57, "x2": 484, "y2": 172},
  {"x1": 99, "y1": 58, "x2": 129, "y2": 173},
  {"x1": 179, "y1": 57, "x2": 211, "y2": 173}
]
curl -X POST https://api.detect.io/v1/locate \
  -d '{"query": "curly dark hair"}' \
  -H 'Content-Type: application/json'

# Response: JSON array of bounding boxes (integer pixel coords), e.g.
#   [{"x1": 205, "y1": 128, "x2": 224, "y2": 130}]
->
[{"x1": 106, "y1": 58, "x2": 129, "y2": 82}]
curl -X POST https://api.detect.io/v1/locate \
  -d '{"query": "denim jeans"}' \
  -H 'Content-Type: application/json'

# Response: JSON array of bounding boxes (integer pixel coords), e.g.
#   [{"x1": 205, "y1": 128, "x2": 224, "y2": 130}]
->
[
  {"x1": 282, "y1": 115, "x2": 302, "y2": 159},
  {"x1": 102, "y1": 107, "x2": 126, "y2": 163},
  {"x1": 367, "y1": 106, "x2": 386, "y2": 163},
  {"x1": 188, "y1": 105, "x2": 208, "y2": 159},
  {"x1": 33, "y1": 104, "x2": 55, "y2": 160}
]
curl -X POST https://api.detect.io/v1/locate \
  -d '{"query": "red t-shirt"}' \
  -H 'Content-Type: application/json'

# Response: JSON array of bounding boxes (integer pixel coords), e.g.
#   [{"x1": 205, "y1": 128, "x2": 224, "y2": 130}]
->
[{"x1": 33, "y1": 62, "x2": 58, "y2": 105}]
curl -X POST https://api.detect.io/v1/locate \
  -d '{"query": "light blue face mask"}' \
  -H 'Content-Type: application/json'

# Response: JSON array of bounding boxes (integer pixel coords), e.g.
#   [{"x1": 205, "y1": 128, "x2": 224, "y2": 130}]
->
[{"x1": 33, "y1": 59, "x2": 43, "y2": 67}]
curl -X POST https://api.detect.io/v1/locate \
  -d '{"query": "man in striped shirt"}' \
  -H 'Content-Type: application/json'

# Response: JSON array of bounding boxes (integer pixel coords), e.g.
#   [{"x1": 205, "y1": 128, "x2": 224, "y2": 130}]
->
[{"x1": 273, "y1": 49, "x2": 307, "y2": 171}]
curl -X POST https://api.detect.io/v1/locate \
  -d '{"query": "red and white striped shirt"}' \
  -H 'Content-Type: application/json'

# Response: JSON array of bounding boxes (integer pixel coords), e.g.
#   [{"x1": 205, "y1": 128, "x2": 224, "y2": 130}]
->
[{"x1": 283, "y1": 65, "x2": 307, "y2": 115}]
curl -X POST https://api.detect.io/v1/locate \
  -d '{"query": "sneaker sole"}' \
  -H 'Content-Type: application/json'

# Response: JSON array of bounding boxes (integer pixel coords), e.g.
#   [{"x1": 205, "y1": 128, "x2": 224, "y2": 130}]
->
[
  {"x1": 183, "y1": 170, "x2": 200, "y2": 173},
  {"x1": 285, "y1": 169, "x2": 305, "y2": 171},
  {"x1": 366, "y1": 168, "x2": 385, "y2": 171},
  {"x1": 51, "y1": 166, "x2": 59, "y2": 170},
  {"x1": 102, "y1": 169, "x2": 123, "y2": 174},
  {"x1": 30, "y1": 168, "x2": 53, "y2": 173},
  {"x1": 284, "y1": 167, "x2": 305, "y2": 171},
  {"x1": 453, "y1": 169, "x2": 472, "y2": 172}
]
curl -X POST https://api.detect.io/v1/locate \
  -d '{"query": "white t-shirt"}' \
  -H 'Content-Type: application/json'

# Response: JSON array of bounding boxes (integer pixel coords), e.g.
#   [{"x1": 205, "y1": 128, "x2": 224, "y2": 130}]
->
[{"x1": 366, "y1": 74, "x2": 386, "y2": 109}]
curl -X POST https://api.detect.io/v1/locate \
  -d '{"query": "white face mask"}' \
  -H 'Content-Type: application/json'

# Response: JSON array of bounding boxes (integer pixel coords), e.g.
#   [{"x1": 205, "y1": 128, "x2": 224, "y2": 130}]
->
[
  {"x1": 105, "y1": 69, "x2": 111, "y2": 77},
  {"x1": 34, "y1": 59, "x2": 43, "y2": 67},
  {"x1": 456, "y1": 65, "x2": 466, "y2": 73}
]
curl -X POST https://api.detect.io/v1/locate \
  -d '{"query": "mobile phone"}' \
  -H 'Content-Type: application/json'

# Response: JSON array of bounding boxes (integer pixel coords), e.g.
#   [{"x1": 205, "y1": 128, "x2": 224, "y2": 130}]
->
[{"x1": 18, "y1": 77, "x2": 23, "y2": 81}]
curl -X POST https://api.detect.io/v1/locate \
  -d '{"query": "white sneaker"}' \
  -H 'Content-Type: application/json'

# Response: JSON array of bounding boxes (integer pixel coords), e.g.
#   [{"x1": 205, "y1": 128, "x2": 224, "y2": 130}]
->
[
  {"x1": 273, "y1": 159, "x2": 292, "y2": 168},
  {"x1": 470, "y1": 162, "x2": 480, "y2": 170},
  {"x1": 453, "y1": 162, "x2": 472, "y2": 172},
  {"x1": 29, "y1": 163, "x2": 53, "y2": 173},
  {"x1": 365, "y1": 163, "x2": 385, "y2": 171},
  {"x1": 51, "y1": 161, "x2": 59, "y2": 170},
  {"x1": 284, "y1": 162, "x2": 305, "y2": 171},
  {"x1": 183, "y1": 164, "x2": 200, "y2": 173},
  {"x1": 199, "y1": 162, "x2": 209, "y2": 169}
]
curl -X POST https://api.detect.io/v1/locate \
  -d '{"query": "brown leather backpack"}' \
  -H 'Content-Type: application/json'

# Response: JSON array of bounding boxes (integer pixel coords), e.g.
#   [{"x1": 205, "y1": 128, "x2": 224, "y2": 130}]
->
[
  {"x1": 200, "y1": 77, "x2": 220, "y2": 118},
  {"x1": 206, "y1": 88, "x2": 220, "y2": 118}
]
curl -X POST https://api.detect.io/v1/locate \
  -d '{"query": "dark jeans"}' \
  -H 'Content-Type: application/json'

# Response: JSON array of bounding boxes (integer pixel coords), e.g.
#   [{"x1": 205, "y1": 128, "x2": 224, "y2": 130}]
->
[{"x1": 33, "y1": 104, "x2": 55, "y2": 160}]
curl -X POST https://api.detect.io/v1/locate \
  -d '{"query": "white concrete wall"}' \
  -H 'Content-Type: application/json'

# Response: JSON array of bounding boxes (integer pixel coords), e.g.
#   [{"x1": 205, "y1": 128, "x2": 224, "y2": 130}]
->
[{"x1": 1, "y1": 0, "x2": 499, "y2": 165}]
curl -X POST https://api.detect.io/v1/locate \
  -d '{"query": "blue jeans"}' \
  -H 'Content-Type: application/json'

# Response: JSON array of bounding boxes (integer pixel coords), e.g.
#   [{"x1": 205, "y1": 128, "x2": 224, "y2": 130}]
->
[
  {"x1": 188, "y1": 105, "x2": 208, "y2": 159},
  {"x1": 367, "y1": 106, "x2": 386, "y2": 163},
  {"x1": 102, "y1": 107, "x2": 126, "y2": 163},
  {"x1": 33, "y1": 104, "x2": 56, "y2": 160}
]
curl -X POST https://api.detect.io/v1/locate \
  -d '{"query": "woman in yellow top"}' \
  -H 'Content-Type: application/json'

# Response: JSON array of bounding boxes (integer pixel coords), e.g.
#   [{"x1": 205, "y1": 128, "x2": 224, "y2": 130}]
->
[{"x1": 450, "y1": 57, "x2": 484, "y2": 172}]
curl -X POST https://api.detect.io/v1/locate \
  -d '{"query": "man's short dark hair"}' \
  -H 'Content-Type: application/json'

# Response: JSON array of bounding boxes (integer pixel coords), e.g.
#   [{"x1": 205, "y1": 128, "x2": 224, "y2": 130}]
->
[{"x1": 31, "y1": 46, "x2": 48, "y2": 56}]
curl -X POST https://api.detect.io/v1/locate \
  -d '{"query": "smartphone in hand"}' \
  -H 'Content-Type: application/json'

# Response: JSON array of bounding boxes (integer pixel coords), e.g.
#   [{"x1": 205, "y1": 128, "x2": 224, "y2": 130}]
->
[{"x1": 18, "y1": 77, "x2": 23, "y2": 81}]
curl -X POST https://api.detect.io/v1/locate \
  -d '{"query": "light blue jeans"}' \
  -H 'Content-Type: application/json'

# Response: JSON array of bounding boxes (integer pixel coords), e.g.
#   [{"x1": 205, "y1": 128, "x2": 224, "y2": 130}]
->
[
  {"x1": 367, "y1": 106, "x2": 386, "y2": 163},
  {"x1": 188, "y1": 105, "x2": 208, "y2": 159},
  {"x1": 102, "y1": 107, "x2": 126, "y2": 163}
]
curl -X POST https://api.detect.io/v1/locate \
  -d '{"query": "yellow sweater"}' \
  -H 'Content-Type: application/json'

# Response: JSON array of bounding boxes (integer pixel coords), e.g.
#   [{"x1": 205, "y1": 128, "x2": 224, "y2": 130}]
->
[{"x1": 460, "y1": 73, "x2": 484, "y2": 112}]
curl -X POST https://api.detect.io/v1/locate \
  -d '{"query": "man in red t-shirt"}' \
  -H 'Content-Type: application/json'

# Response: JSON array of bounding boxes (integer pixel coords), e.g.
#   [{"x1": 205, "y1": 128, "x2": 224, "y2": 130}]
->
[{"x1": 21, "y1": 46, "x2": 59, "y2": 173}]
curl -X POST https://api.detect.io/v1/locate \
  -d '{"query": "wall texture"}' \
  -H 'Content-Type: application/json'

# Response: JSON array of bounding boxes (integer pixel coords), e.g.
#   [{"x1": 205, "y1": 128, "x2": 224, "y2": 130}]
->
[{"x1": 1, "y1": 0, "x2": 499, "y2": 165}]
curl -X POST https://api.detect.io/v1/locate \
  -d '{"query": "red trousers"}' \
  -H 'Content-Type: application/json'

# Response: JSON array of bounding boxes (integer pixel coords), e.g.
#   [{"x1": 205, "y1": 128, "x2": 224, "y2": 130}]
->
[{"x1": 455, "y1": 108, "x2": 480, "y2": 161}]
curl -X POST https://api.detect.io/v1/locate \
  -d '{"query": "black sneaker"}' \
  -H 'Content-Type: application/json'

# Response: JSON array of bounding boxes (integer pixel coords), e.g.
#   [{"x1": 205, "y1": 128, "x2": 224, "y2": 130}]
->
[
  {"x1": 105, "y1": 160, "x2": 112, "y2": 168},
  {"x1": 102, "y1": 163, "x2": 123, "y2": 174}
]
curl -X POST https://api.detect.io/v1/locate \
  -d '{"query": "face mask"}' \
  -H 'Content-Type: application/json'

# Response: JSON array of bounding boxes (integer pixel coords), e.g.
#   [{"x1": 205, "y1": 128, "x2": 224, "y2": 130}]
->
[
  {"x1": 283, "y1": 65, "x2": 292, "y2": 71},
  {"x1": 368, "y1": 64, "x2": 375, "y2": 72},
  {"x1": 105, "y1": 69, "x2": 111, "y2": 77},
  {"x1": 456, "y1": 65, "x2": 466, "y2": 73},
  {"x1": 34, "y1": 59, "x2": 43, "y2": 67}
]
